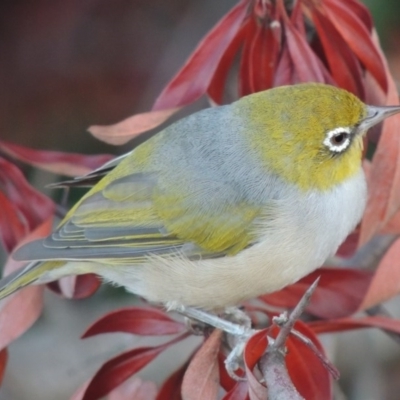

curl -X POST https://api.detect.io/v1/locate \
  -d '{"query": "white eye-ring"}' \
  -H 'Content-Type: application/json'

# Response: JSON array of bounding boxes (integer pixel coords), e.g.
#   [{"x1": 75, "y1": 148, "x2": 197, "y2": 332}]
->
[{"x1": 323, "y1": 127, "x2": 352, "y2": 153}]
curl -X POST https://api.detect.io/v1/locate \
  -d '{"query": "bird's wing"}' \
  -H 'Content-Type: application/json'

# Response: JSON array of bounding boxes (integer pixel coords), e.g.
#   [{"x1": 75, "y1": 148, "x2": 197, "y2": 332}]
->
[{"x1": 14, "y1": 169, "x2": 261, "y2": 263}]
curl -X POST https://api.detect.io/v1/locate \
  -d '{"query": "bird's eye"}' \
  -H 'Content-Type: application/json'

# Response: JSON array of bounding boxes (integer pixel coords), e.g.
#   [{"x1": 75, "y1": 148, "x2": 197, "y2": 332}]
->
[
  {"x1": 330, "y1": 131, "x2": 348, "y2": 145},
  {"x1": 324, "y1": 127, "x2": 352, "y2": 153}
]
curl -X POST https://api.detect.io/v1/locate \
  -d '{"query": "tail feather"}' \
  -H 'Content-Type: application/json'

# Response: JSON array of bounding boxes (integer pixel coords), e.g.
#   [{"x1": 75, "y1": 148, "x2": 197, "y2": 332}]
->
[{"x1": 0, "y1": 261, "x2": 64, "y2": 301}]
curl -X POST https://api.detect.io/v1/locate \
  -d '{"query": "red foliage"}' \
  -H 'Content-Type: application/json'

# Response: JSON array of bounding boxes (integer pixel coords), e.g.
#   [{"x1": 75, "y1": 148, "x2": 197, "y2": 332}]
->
[
  {"x1": 1, "y1": 0, "x2": 400, "y2": 399},
  {"x1": 261, "y1": 267, "x2": 373, "y2": 319},
  {"x1": 181, "y1": 330, "x2": 222, "y2": 400},
  {"x1": 0, "y1": 140, "x2": 113, "y2": 177},
  {"x1": 82, "y1": 307, "x2": 186, "y2": 337},
  {"x1": 81, "y1": 333, "x2": 190, "y2": 400},
  {"x1": 89, "y1": 0, "x2": 387, "y2": 144}
]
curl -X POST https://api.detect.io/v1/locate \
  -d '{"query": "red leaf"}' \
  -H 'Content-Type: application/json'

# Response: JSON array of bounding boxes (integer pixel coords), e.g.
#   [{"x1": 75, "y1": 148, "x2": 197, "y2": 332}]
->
[
  {"x1": 0, "y1": 350, "x2": 7, "y2": 386},
  {"x1": 260, "y1": 267, "x2": 373, "y2": 319},
  {"x1": 239, "y1": 17, "x2": 258, "y2": 97},
  {"x1": 88, "y1": 108, "x2": 179, "y2": 146},
  {"x1": 72, "y1": 275, "x2": 101, "y2": 299},
  {"x1": 207, "y1": 18, "x2": 250, "y2": 104},
  {"x1": 181, "y1": 330, "x2": 222, "y2": 400},
  {"x1": 0, "y1": 140, "x2": 112, "y2": 177},
  {"x1": 309, "y1": 315, "x2": 400, "y2": 334},
  {"x1": 83, "y1": 306, "x2": 186, "y2": 337},
  {"x1": 358, "y1": 237, "x2": 400, "y2": 310},
  {"x1": 153, "y1": 0, "x2": 249, "y2": 110},
  {"x1": 273, "y1": 43, "x2": 294, "y2": 86},
  {"x1": 156, "y1": 361, "x2": 189, "y2": 400},
  {"x1": 0, "y1": 157, "x2": 54, "y2": 234},
  {"x1": 322, "y1": 0, "x2": 387, "y2": 92},
  {"x1": 279, "y1": 0, "x2": 331, "y2": 84},
  {"x1": 52, "y1": 274, "x2": 100, "y2": 299},
  {"x1": 243, "y1": 329, "x2": 268, "y2": 399},
  {"x1": 0, "y1": 191, "x2": 27, "y2": 253},
  {"x1": 336, "y1": 231, "x2": 360, "y2": 258},
  {"x1": 359, "y1": 67, "x2": 400, "y2": 244},
  {"x1": 249, "y1": 15, "x2": 280, "y2": 92},
  {"x1": 344, "y1": 0, "x2": 373, "y2": 32},
  {"x1": 0, "y1": 219, "x2": 51, "y2": 350},
  {"x1": 0, "y1": 258, "x2": 44, "y2": 351},
  {"x1": 311, "y1": 8, "x2": 364, "y2": 97},
  {"x1": 222, "y1": 381, "x2": 249, "y2": 400},
  {"x1": 218, "y1": 352, "x2": 237, "y2": 393},
  {"x1": 82, "y1": 333, "x2": 189, "y2": 400},
  {"x1": 285, "y1": 322, "x2": 332, "y2": 400}
]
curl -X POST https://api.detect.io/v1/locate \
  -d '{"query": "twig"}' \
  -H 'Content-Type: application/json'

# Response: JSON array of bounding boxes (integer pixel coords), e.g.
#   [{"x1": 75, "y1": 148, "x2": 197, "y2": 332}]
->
[
  {"x1": 258, "y1": 278, "x2": 320, "y2": 400},
  {"x1": 272, "y1": 277, "x2": 320, "y2": 349}
]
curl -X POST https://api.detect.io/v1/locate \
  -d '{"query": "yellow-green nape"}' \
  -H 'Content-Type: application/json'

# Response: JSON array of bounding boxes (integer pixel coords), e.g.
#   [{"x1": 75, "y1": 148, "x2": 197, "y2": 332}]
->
[{"x1": 240, "y1": 83, "x2": 367, "y2": 191}]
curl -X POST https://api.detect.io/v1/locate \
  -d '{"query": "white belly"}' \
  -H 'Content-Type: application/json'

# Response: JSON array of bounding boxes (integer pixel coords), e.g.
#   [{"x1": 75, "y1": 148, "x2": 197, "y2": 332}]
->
[{"x1": 97, "y1": 170, "x2": 366, "y2": 310}]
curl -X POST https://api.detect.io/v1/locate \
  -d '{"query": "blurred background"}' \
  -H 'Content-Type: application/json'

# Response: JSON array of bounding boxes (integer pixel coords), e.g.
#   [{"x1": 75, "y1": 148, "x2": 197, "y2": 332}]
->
[{"x1": 1, "y1": 0, "x2": 400, "y2": 399}]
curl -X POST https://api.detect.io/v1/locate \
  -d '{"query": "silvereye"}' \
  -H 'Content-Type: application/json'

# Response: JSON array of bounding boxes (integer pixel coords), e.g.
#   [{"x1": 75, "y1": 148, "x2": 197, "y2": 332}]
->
[{"x1": 2, "y1": 83, "x2": 400, "y2": 312}]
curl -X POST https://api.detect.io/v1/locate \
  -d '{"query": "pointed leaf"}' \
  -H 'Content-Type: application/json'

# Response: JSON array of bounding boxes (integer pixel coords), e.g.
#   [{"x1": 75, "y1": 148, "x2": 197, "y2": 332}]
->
[
  {"x1": 359, "y1": 237, "x2": 400, "y2": 310},
  {"x1": 279, "y1": 0, "x2": 330, "y2": 84},
  {"x1": 89, "y1": 108, "x2": 179, "y2": 145},
  {"x1": 243, "y1": 329, "x2": 268, "y2": 399},
  {"x1": 359, "y1": 69, "x2": 400, "y2": 244},
  {"x1": 222, "y1": 381, "x2": 249, "y2": 400},
  {"x1": 0, "y1": 157, "x2": 54, "y2": 233},
  {"x1": 153, "y1": 0, "x2": 249, "y2": 110},
  {"x1": 0, "y1": 259, "x2": 44, "y2": 351},
  {"x1": 0, "y1": 191, "x2": 27, "y2": 252},
  {"x1": 285, "y1": 322, "x2": 332, "y2": 400},
  {"x1": 0, "y1": 350, "x2": 7, "y2": 386},
  {"x1": 336, "y1": 231, "x2": 360, "y2": 258},
  {"x1": 218, "y1": 352, "x2": 237, "y2": 393},
  {"x1": 260, "y1": 268, "x2": 373, "y2": 319},
  {"x1": 0, "y1": 218, "x2": 52, "y2": 350},
  {"x1": 82, "y1": 333, "x2": 188, "y2": 400},
  {"x1": 83, "y1": 306, "x2": 186, "y2": 337},
  {"x1": 181, "y1": 330, "x2": 222, "y2": 400},
  {"x1": 249, "y1": 16, "x2": 280, "y2": 92},
  {"x1": 56, "y1": 274, "x2": 100, "y2": 299},
  {"x1": 273, "y1": 43, "x2": 294, "y2": 86},
  {"x1": 322, "y1": 0, "x2": 387, "y2": 91},
  {"x1": 311, "y1": 8, "x2": 364, "y2": 97},
  {"x1": 0, "y1": 140, "x2": 112, "y2": 177},
  {"x1": 345, "y1": 0, "x2": 373, "y2": 32},
  {"x1": 207, "y1": 18, "x2": 250, "y2": 104},
  {"x1": 239, "y1": 17, "x2": 258, "y2": 96}
]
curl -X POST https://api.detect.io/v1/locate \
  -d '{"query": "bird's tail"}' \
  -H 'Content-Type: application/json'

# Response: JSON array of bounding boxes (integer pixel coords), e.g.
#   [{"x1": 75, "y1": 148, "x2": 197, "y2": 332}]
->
[{"x1": 0, "y1": 261, "x2": 64, "y2": 300}]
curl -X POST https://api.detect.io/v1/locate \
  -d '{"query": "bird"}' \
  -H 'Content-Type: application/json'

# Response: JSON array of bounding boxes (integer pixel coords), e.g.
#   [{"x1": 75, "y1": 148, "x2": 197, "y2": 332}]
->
[{"x1": 2, "y1": 83, "x2": 400, "y2": 316}]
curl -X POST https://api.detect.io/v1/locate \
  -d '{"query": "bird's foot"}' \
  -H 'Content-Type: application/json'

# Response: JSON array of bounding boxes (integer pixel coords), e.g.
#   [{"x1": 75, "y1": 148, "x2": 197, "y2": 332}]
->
[{"x1": 173, "y1": 305, "x2": 256, "y2": 380}]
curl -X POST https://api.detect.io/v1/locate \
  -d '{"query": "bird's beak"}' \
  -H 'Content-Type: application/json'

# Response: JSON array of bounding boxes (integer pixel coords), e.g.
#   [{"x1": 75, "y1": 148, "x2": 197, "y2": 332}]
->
[{"x1": 359, "y1": 104, "x2": 400, "y2": 133}]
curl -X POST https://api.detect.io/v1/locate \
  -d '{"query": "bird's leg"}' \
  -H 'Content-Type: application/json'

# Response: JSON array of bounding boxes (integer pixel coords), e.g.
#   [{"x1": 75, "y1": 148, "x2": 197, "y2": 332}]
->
[
  {"x1": 173, "y1": 305, "x2": 256, "y2": 380},
  {"x1": 223, "y1": 306, "x2": 252, "y2": 329}
]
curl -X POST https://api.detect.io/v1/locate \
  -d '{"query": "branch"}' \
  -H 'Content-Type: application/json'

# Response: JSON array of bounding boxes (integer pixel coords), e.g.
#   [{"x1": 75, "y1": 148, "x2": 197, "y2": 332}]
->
[{"x1": 259, "y1": 278, "x2": 320, "y2": 400}]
